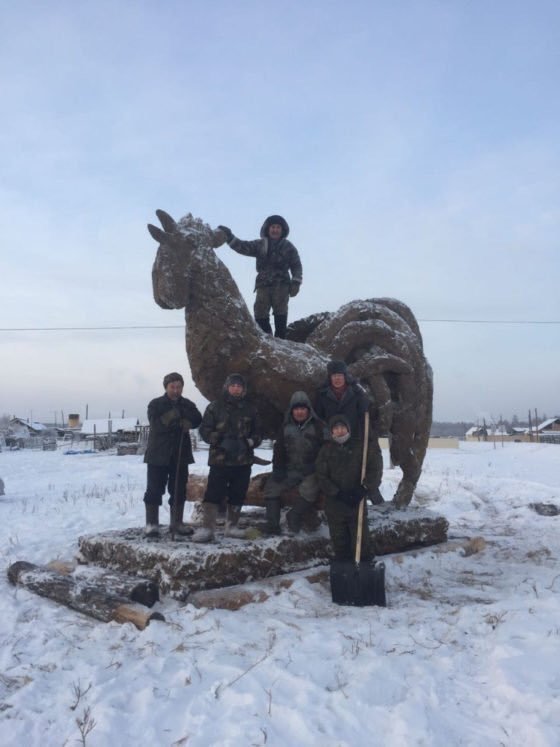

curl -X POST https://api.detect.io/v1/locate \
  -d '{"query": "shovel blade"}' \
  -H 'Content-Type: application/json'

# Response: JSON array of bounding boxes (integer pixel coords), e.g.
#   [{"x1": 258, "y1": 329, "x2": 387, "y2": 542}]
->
[{"x1": 329, "y1": 559, "x2": 386, "y2": 607}]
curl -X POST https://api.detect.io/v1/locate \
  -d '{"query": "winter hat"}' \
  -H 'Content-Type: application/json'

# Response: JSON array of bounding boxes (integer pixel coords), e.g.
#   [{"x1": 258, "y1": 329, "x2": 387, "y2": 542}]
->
[
  {"x1": 225, "y1": 373, "x2": 246, "y2": 389},
  {"x1": 327, "y1": 360, "x2": 348, "y2": 377},
  {"x1": 163, "y1": 372, "x2": 184, "y2": 388},
  {"x1": 329, "y1": 415, "x2": 351, "y2": 432},
  {"x1": 260, "y1": 215, "x2": 289, "y2": 239}
]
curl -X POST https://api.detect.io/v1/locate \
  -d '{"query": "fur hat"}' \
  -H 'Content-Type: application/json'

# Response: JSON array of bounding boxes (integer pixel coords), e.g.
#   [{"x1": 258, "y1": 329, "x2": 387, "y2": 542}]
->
[
  {"x1": 260, "y1": 215, "x2": 289, "y2": 239},
  {"x1": 163, "y1": 372, "x2": 184, "y2": 388},
  {"x1": 224, "y1": 373, "x2": 246, "y2": 390},
  {"x1": 327, "y1": 360, "x2": 348, "y2": 376}
]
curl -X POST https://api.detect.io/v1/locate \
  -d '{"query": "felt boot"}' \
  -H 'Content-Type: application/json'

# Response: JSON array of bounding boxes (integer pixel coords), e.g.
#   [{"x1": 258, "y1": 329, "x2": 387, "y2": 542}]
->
[
  {"x1": 192, "y1": 502, "x2": 217, "y2": 543},
  {"x1": 170, "y1": 500, "x2": 194, "y2": 535},
  {"x1": 264, "y1": 498, "x2": 282, "y2": 535},
  {"x1": 224, "y1": 505, "x2": 247, "y2": 539},
  {"x1": 286, "y1": 495, "x2": 310, "y2": 534}
]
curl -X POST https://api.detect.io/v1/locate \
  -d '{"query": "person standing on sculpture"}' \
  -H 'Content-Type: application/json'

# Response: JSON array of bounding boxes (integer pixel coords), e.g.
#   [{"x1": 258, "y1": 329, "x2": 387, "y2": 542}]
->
[
  {"x1": 316, "y1": 415, "x2": 375, "y2": 562},
  {"x1": 263, "y1": 390, "x2": 325, "y2": 535},
  {"x1": 143, "y1": 372, "x2": 202, "y2": 538},
  {"x1": 193, "y1": 373, "x2": 262, "y2": 543},
  {"x1": 314, "y1": 360, "x2": 384, "y2": 505},
  {"x1": 216, "y1": 215, "x2": 302, "y2": 339}
]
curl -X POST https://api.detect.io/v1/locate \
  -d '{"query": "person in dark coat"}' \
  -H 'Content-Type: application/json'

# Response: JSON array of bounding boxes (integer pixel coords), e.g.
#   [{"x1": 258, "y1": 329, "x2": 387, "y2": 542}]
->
[
  {"x1": 314, "y1": 359, "x2": 384, "y2": 504},
  {"x1": 193, "y1": 373, "x2": 262, "y2": 542},
  {"x1": 216, "y1": 215, "x2": 302, "y2": 339},
  {"x1": 143, "y1": 372, "x2": 202, "y2": 538},
  {"x1": 316, "y1": 415, "x2": 376, "y2": 562},
  {"x1": 263, "y1": 390, "x2": 325, "y2": 535}
]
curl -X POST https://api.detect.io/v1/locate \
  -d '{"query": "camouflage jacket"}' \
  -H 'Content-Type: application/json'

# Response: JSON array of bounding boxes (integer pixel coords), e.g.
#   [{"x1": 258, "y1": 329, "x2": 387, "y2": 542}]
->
[
  {"x1": 272, "y1": 391, "x2": 325, "y2": 475},
  {"x1": 228, "y1": 236, "x2": 302, "y2": 290},
  {"x1": 199, "y1": 394, "x2": 262, "y2": 466}
]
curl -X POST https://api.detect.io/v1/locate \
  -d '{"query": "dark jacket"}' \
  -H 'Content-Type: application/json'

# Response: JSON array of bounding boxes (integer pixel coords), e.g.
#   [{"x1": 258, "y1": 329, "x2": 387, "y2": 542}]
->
[
  {"x1": 314, "y1": 378, "x2": 371, "y2": 438},
  {"x1": 199, "y1": 393, "x2": 262, "y2": 467},
  {"x1": 272, "y1": 391, "x2": 325, "y2": 476},
  {"x1": 228, "y1": 216, "x2": 302, "y2": 290},
  {"x1": 316, "y1": 417, "x2": 379, "y2": 499},
  {"x1": 144, "y1": 394, "x2": 202, "y2": 466}
]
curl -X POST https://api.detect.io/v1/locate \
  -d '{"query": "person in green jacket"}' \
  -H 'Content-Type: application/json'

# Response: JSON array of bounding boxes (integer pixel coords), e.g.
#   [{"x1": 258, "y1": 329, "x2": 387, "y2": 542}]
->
[{"x1": 316, "y1": 415, "x2": 376, "y2": 562}]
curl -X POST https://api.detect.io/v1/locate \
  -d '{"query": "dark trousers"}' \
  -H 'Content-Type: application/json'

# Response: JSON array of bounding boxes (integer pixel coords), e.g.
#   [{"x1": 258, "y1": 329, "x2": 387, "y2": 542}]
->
[
  {"x1": 144, "y1": 462, "x2": 189, "y2": 506},
  {"x1": 324, "y1": 496, "x2": 373, "y2": 561},
  {"x1": 204, "y1": 465, "x2": 251, "y2": 507}
]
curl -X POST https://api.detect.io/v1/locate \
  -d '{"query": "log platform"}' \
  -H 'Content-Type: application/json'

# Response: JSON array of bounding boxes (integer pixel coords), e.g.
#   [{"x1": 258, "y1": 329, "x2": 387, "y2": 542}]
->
[{"x1": 78, "y1": 505, "x2": 448, "y2": 600}]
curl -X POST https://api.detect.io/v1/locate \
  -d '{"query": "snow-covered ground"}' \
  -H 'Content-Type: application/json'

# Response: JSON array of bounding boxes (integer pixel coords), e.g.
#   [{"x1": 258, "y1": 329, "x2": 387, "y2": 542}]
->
[{"x1": 1, "y1": 442, "x2": 559, "y2": 746}]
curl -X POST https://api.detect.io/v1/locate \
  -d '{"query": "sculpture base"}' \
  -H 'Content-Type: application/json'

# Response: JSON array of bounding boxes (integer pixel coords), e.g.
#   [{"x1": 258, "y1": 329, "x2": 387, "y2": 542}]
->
[{"x1": 78, "y1": 506, "x2": 448, "y2": 600}]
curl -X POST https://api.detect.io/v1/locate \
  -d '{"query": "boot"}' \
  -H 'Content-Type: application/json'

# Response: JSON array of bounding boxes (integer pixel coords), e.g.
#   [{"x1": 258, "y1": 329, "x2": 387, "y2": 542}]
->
[
  {"x1": 273, "y1": 314, "x2": 288, "y2": 339},
  {"x1": 369, "y1": 487, "x2": 385, "y2": 505},
  {"x1": 255, "y1": 316, "x2": 273, "y2": 334},
  {"x1": 286, "y1": 495, "x2": 310, "y2": 534},
  {"x1": 170, "y1": 500, "x2": 194, "y2": 536},
  {"x1": 224, "y1": 505, "x2": 247, "y2": 539},
  {"x1": 264, "y1": 499, "x2": 281, "y2": 535},
  {"x1": 192, "y1": 502, "x2": 217, "y2": 543},
  {"x1": 144, "y1": 504, "x2": 160, "y2": 538}
]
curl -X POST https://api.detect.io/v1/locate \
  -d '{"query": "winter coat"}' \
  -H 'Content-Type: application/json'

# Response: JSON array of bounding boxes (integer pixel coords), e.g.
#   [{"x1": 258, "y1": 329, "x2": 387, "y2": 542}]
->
[
  {"x1": 315, "y1": 420, "x2": 379, "y2": 499},
  {"x1": 314, "y1": 377, "x2": 372, "y2": 438},
  {"x1": 144, "y1": 394, "x2": 202, "y2": 467},
  {"x1": 271, "y1": 391, "x2": 325, "y2": 476},
  {"x1": 199, "y1": 393, "x2": 262, "y2": 467},
  {"x1": 228, "y1": 216, "x2": 302, "y2": 290}
]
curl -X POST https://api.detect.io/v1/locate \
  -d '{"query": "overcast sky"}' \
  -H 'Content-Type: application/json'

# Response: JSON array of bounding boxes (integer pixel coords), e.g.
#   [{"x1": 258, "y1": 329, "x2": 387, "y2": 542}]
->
[{"x1": 1, "y1": 0, "x2": 559, "y2": 424}]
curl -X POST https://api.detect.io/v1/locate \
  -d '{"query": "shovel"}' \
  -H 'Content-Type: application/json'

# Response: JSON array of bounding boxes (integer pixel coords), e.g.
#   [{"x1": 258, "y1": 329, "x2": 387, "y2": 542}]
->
[{"x1": 329, "y1": 411, "x2": 386, "y2": 607}]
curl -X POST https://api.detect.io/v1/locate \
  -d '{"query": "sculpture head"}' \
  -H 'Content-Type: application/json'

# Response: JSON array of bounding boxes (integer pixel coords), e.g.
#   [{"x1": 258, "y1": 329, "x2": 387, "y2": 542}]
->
[{"x1": 148, "y1": 210, "x2": 225, "y2": 310}]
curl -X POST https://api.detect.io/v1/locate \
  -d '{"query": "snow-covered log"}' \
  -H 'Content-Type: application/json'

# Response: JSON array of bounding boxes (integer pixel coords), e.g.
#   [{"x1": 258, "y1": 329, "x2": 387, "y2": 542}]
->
[{"x1": 7, "y1": 561, "x2": 164, "y2": 630}]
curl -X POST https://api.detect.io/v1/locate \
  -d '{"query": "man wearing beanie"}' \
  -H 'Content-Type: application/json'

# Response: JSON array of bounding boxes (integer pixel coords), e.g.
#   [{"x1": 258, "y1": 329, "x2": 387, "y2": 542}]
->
[
  {"x1": 314, "y1": 360, "x2": 384, "y2": 505},
  {"x1": 193, "y1": 373, "x2": 262, "y2": 542},
  {"x1": 143, "y1": 372, "x2": 202, "y2": 538},
  {"x1": 216, "y1": 215, "x2": 302, "y2": 339}
]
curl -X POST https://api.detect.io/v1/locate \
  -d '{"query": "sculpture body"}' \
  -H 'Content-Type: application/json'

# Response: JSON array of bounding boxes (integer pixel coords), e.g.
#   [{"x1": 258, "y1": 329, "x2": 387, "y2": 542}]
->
[{"x1": 148, "y1": 210, "x2": 433, "y2": 506}]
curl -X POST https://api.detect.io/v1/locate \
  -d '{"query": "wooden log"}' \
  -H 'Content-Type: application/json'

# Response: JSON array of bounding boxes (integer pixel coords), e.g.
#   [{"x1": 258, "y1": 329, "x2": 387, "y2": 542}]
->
[
  {"x1": 7, "y1": 561, "x2": 165, "y2": 630},
  {"x1": 188, "y1": 568, "x2": 329, "y2": 610},
  {"x1": 46, "y1": 560, "x2": 160, "y2": 607}
]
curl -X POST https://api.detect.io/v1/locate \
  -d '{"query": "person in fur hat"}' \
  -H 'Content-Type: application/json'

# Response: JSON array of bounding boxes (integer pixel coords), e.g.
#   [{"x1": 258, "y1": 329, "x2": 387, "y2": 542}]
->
[
  {"x1": 263, "y1": 390, "x2": 325, "y2": 535},
  {"x1": 193, "y1": 373, "x2": 262, "y2": 543},
  {"x1": 216, "y1": 215, "x2": 302, "y2": 339},
  {"x1": 143, "y1": 372, "x2": 202, "y2": 538},
  {"x1": 314, "y1": 360, "x2": 384, "y2": 505}
]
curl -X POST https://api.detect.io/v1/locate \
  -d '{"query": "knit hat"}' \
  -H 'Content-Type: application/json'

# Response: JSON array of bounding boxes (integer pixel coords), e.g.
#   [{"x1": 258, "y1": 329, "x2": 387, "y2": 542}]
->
[
  {"x1": 327, "y1": 360, "x2": 348, "y2": 376},
  {"x1": 163, "y1": 372, "x2": 184, "y2": 388},
  {"x1": 329, "y1": 415, "x2": 351, "y2": 432}
]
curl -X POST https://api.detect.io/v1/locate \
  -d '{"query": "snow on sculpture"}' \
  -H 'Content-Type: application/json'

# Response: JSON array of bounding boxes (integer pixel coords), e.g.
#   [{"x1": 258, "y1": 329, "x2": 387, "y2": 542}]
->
[{"x1": 148, "y1": 210, "x2": 433, "y2": 506}]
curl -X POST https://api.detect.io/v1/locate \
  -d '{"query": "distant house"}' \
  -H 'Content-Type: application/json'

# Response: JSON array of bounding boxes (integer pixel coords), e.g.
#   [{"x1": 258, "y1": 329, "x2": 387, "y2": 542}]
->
[
  {"x1": 537, "y1": 417, "x2": 560, "y2": 443},
  {"x1": 81, "y1": 418, "x2": 144, "y2": 443},
  {"x1": 465, "y1": 426, "x2": 488, "y2": 441},
  {"x1": 7, "y1": 418, "x2": 56, "y2": 449},
  {"x1": 9, "y1": 417, "x2": 49, "y2": 436}
]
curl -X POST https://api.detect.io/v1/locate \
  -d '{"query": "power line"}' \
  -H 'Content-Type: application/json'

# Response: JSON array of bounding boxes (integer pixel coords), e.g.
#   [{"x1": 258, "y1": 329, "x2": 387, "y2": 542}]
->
[{"x1": 0, "y1": 319, "x2": 559, "y2": 332}]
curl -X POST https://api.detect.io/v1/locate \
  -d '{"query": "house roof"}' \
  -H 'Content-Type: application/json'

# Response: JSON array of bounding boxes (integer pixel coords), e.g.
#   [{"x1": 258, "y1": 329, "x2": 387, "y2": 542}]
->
[
  {"x1": 536, "y1": 417, "x2": 560, "y2": 432},
  {"x1": 10, "y1": 418, "x2": 48, "y2": 432},
  {"x1": 81, "y1": 418, "x2": 141, "y2": 435}
]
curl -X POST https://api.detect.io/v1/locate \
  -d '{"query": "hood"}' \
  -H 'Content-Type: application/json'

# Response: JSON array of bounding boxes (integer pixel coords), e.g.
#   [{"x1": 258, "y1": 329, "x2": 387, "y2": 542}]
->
[
  {"x1": 260, "y1": 215, "x2": 289, "y2": 239},
  {"x1": 223, "y1": 373, "x2": 247, "y2": 398},
  {"x1": 284, "y1": 390, "x2": 315, "y2": 424},
  {"x1": 328, "y1": 414, "x2": 352, "y2": 438}
]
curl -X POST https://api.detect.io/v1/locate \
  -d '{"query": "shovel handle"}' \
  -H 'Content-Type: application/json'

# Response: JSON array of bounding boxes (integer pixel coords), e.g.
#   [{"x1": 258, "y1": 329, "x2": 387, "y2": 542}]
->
[{"x1": 355, "y1": 411, "x2": 369, "y2": 564}]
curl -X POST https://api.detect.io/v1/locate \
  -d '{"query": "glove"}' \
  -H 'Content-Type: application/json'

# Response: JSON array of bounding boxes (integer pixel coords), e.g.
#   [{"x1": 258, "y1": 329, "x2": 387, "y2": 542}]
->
[
  {"x1": 217, "y1": 225, "x2": 234, "y2": 243},
  {"x1": 160, "y1": 408, "x2": 180, "y2": 426},
  {"x1": 337, "y1": 485, "x2": 367, "y2": 507},
  {"x1": 289, "y1": 281, "x2": 300, "y2": 298}
]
